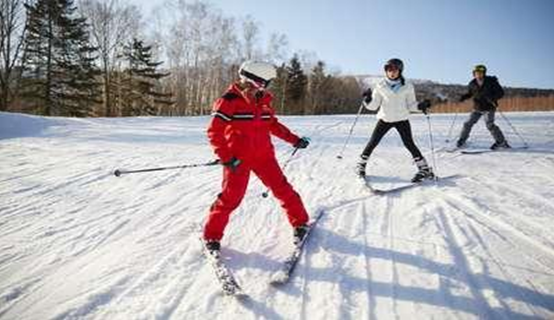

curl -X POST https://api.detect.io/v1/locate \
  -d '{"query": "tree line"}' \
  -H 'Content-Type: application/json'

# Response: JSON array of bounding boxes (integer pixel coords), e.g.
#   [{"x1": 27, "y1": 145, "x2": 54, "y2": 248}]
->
[{"x1": 0, "y1": 0, "x2": 362, "y2": 117}]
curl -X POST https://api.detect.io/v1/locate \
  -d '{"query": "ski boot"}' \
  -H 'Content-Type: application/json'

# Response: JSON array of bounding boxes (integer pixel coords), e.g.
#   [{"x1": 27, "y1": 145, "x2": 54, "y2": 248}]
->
[
  {"x1": 490, "y1": 141, "x2": 511, "y2": 150},
  {"x1": 456, "y1": 140, "x2": 466, "y2": 149},
  {"x1": 412, "y1": 168, "x2": 435, "y2": 183},
  {"x1": 293, "y1": 224, "x2": 309, "y2": 245},
  {"x1": 204, "y1": 239, "x2": 221, "y2": 256},
  {"x1": 356, "y1": 155, "x2": 369, "y2": 179},
  {"x1": 412, "y1": 157, "x2": 435, "y2": 183}
]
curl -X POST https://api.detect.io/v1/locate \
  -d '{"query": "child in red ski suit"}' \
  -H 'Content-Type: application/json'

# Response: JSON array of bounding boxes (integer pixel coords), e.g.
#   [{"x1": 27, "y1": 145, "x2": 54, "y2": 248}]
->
[{"x1": 203, "y1": 61, "x2": 310, "y2": 250}]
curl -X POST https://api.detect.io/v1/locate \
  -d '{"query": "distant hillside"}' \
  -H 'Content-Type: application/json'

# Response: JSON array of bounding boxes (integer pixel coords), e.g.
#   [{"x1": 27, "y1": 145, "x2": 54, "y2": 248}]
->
[
  {"x1": 355, "y1": 75, "x2": 554, "y2": 112},
  {"x1": 356, "y1": 74, "x2": 554, "y2": 101},
  {"x1": 414, "y1": 81, "x2": 554, "y2": 104}
]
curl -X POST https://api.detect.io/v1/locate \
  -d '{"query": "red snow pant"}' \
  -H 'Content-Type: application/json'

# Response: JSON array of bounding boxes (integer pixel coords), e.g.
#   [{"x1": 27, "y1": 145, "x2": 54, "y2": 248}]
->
[{"x1": 203, "y1": 156, "x2": 309, "y2": 241}]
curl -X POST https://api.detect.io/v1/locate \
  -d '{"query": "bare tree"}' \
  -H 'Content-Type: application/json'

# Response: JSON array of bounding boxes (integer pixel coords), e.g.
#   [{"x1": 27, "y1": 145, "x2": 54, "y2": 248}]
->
[
  {"x1": 155, "y1": 1, "x2": 298, "y2": 116},
  {"x1": 266, "y1": 32, "x2": 289, "y2": 64},
  {"x1": 0, "y1": 0, "x2": 27, "y2": 111},
  {"x1": 241, "y1": 15, "x2": 259, "y2": 61},
  {"x1": 159, "y1": 0, "x2": 240, "y2": 115},
  {"x1": 78, "y1": 0, "x2": 141, "y2": 116}
]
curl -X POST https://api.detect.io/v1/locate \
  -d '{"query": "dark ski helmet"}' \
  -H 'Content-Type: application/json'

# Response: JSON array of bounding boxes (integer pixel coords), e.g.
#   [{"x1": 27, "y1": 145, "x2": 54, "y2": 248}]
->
[
  {"x1": 384, "y1": 58, "x2": 404, "y2": 73},
  {"x1": 473, "y1": 64, "x2": 487, "y2": 74}
]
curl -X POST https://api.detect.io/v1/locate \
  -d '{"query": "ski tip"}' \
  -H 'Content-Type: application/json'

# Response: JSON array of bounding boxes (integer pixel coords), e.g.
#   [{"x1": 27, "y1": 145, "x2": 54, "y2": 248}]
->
[
  {"x1": 235, "y1": 293, "x2": 249, "y2": 301},
  {"x1": 269, "y1": 281, "x2": 285, "y2": 287},
  {"x1": 436, "y1": 173, "x2": 462, "y2": 180},
  {"x1": 223, "y1": 289, "x2": 248, "y2": 298},
  {"x1": 269, "y1": 279, "x2": 287, "y2": 287},
  {"x1": 270, "y1": 271, "x2": 289, "y2": 286}
]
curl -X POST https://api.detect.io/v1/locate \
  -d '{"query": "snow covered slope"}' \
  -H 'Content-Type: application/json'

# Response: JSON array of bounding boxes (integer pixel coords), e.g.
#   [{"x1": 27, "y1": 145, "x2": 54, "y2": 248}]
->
[{"x1": 1, "y1": 111, "x2": 554, "y2": 319}]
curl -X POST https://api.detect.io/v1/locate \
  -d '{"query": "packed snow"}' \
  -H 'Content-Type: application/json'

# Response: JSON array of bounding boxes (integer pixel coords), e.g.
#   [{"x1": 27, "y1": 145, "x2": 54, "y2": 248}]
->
[{"x1": 1, "y1": 111, "x2": 554, "y2": 319}]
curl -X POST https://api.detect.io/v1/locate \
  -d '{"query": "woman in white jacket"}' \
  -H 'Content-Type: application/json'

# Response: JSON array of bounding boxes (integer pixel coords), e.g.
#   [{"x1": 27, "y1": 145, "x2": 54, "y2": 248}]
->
[{"x1": 357, "y1": 58, "x2": 433, "y2": 183}]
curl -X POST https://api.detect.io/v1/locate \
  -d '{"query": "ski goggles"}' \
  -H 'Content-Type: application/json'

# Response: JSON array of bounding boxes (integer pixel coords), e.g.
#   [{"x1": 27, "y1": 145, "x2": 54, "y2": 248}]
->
[
  {"x1": 384, "y1": 64, "x2": 400, "y2": 72},
  {"x1": 473, "y1": 65, "x2": 486, "y2": 73},
  {"x1": 239, "y1": 70, "x2": 271, "y2": 89}
]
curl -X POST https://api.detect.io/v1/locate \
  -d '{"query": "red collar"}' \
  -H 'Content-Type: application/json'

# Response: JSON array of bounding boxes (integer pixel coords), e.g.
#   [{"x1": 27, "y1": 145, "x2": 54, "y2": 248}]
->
[{"x1": 228, "y1": 83, "x2": 273, "y2": 105}]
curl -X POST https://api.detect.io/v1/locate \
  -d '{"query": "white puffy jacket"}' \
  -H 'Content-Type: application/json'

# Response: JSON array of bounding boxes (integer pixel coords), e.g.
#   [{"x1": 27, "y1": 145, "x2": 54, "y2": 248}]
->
[{"x1": 364, "y1": 79, "x2": 419, "y2": 123}]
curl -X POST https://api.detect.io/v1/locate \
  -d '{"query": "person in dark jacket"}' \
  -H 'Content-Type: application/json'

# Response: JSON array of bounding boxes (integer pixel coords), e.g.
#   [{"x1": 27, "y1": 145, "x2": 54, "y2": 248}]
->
[{"x1": 456, "y1": 65, "x2": 510, "y2": 149}]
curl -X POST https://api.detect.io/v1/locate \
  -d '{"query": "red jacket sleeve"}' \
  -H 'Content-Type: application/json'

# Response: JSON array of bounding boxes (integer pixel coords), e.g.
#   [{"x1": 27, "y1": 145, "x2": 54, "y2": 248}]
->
[
  {"x1": 207, "y1": 98, "x2": 234, "y2": 163},
  {"x1": 269, "y1": 109, "x2": 300, "y2": 145}
]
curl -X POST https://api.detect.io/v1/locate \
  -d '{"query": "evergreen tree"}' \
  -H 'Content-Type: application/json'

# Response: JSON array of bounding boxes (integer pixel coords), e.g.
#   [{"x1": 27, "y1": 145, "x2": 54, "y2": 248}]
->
[
  {"x1": 309, "y1": 60, "x2": 329, "y2": 114},
  {"x1": 285, "y1": 54, "x2": 307, "y2": 114},
  {"x1": 325, "y1": 76, "x2": 361, "y2": 114},
  {"x1": 22, "y1": 0, "x2": 100, "y2": 116},
  {"x1": 269, "y1": 63, "x2": 288, "y2": 114},
  {"x1": 55, "y1": 0, "x2": 101, "y2": 116},
  {"x1": 119, "y1": 38, "x2": 172, "y2": 116},
  {"x1": 21, "y1": 0, "x2": 53, "y2": 115}
]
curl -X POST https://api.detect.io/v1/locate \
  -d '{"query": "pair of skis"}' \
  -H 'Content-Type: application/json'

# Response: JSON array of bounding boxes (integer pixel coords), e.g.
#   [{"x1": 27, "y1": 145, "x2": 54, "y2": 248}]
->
[
  {"x1": 361, "y1": 174, "x2": 459, "y2": 194},
  {"x1": 444, "y1": 145, "x2": 528, "y2": 155},
  {"x1": 201, "y1": 209, "x2": 324, "y2": 297},
  {"x1": 459, "y1": 146, "x2": 529, "y2": 154}
]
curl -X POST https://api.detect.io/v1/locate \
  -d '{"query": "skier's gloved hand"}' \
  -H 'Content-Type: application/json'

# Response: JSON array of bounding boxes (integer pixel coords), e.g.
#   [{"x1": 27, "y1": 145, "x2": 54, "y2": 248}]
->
[
  {"x1": 222, "y1": 157, "x2": 241, "y2": 172},
  {"x1": 362, "y1": 88, "x2": 372, "y2": 104},
  {"x1": 417, "y1": 99, "x2": 431, "y2": 114},
  {"x1": 294, "y1": 137, "x2": 310, "y2": 149},
  {"x1": 459, "y1": 93, "x2": 472, "y2": 102}
]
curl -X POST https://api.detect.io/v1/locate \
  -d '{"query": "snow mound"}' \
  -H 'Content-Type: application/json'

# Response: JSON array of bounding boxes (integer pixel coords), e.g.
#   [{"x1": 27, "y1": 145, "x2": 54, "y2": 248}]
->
[{"x1": 0, "y1": 112, "x2": 71, "y2": 139}]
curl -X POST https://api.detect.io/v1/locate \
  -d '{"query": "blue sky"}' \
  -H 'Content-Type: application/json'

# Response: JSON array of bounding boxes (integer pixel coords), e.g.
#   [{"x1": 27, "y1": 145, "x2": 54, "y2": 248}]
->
[{"x1": 141, "y1": 0, "x2": 554, "y2": 89}]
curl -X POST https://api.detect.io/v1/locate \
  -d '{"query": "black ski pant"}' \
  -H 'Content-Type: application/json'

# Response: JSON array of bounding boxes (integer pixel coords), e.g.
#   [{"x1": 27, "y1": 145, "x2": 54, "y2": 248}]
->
[
  {"x1": 361, "y1": 119, "x2": 423, "y2": 159},
  {"x1": 458, "y1": 110, "x2": 506, "y2": 145}
]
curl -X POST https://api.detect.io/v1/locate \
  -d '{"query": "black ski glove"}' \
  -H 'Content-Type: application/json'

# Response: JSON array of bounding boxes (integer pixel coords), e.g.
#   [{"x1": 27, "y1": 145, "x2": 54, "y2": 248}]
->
[
  {"x1": 362, "y1": 88, "x2": 372, "y2": 104},
  {"x1": 417, "y1": 100, "x2": 432, "y2": 114},
  {"x1": 459, "y1": 93, "x2": 472, "y2": 102},
  {"x1": 222, "y1": 157, "x2": 241, "y2": 172},
  {"x1": 294, "y1": 137, "x2": 310, "y2": 149}
]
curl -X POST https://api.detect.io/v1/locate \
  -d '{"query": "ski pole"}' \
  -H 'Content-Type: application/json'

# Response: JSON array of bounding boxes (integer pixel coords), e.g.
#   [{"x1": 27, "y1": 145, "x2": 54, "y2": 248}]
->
[
  {"x1": 262, "y1": 147, "x2": 300, "y2": 198},
  {"x1": 337, "y1": 103, "x2": 365, "y2": 159},
  {"x1": 445, "y1": 112, "x2": 459, "y2": 143},
  {"x1": 425, "y1": 113, "x2": 439, "y2": 180},
  {"x1": 113, "y1": 159, "x2": 220, "y2": 177},
  {"x1": 498, "y1": 110, "x2": 529, "y2": 148},
  {"x1": 436, "y1": 93, "x2": 459, "y2": 144}
]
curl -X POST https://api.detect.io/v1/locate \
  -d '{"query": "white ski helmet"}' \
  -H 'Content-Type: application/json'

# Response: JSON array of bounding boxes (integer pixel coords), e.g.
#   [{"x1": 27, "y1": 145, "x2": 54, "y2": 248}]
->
[{"x1": 238, "y1": 61, "x2": 277, "y2": 89}]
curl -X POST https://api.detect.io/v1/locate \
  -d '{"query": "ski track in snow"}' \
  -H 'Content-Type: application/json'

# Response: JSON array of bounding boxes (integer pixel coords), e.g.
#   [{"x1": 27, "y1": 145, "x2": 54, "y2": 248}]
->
[{"x1": 1, "y1": 112, "x2": 554, "y2": 319}]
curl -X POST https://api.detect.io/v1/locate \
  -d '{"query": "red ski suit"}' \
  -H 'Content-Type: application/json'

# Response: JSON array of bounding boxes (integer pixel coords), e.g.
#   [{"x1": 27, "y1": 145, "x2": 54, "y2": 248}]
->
[{"x1": 203, "y1": 83, "x2": 309, "y2": 241}]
